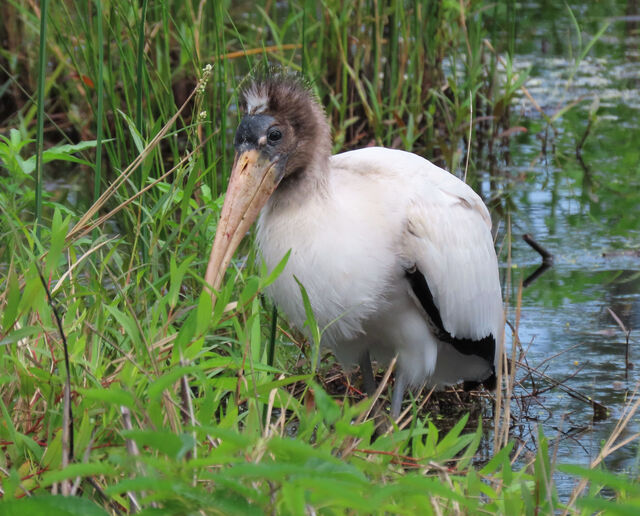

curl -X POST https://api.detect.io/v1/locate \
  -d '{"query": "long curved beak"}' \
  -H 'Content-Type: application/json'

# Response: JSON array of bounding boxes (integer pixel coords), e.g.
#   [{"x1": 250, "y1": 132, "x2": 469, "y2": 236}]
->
[{"x1": 204, "y1": 149, "x2": 281, "y2": 304}]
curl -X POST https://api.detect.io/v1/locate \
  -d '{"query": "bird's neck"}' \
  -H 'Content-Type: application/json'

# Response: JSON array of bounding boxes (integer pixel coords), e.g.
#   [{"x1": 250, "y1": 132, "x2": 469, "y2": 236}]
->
[
  {"x1": 265, "y1": 101, "x2": 333, "y2": 213},
  {"x1": 266, "y1": 155, "x2": 330, "y2": 213}
]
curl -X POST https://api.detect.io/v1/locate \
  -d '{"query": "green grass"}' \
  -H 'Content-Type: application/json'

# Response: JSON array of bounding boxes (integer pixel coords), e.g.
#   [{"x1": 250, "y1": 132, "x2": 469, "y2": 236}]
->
[{"x1": 0, "y1": 0, "x2": 638, "y2": 514}]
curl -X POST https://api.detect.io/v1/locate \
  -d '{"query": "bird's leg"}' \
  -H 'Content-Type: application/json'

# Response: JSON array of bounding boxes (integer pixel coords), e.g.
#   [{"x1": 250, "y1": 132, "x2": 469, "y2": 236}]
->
[
  {"x1": 390, "y1": 373, "x2": 408, "y2": 419},
  {"x1": 359, "y1": 350, "x2": 377, "y2": 396}
]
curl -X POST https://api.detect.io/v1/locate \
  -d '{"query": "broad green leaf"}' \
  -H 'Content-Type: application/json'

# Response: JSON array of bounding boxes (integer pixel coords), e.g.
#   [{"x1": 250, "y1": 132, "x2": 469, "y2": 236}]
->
[
  {"x1": 147, "y1": 365, "x2": 201, "y2": 400},
  {"x1": 81, "y1": 387, "x2": 136, "y2": 408},
  {"x1": 121, "y1": 429, "x2": 189, "y2": 459},
  {"x1": 40, "y1": 463, "x2": 117, "y2": 487},
  {"x1": 239, "y1": 276, "x2": 260, "y2": 306},
  {"x1": 195, "y1": 289, "x2": 212, "y2": 335},
  {"x1": 480, "y1": 441, "x2": 514, "y2": 475},
  {"x1": 0, "y1": 326, "x2": 41, "y2": 347},
  {"x1": 45, "y1": 210, "x2": 72, "y2": 281},
  {"x1": 103, "y1": 304, "x2": 141, "y2": 344},
  {"x1": 0, "y1": 495, "x2": 108, "y2": 516}
]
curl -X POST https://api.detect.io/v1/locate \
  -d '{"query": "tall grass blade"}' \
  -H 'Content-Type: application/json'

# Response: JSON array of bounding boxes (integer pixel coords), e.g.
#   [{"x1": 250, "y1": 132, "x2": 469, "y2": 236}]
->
[
  {"x1": 34, "y1": 0, "x2": 49, "y2": 237},
  {"x1": 93, "y1": 0, "x2": 104, "y2": 204},
  {"x1": 136, "y1": 0, "x2": 149, "y2": 262},
  {"x1": 135, "y1": 0, "x2": 148, "y2": 160}
]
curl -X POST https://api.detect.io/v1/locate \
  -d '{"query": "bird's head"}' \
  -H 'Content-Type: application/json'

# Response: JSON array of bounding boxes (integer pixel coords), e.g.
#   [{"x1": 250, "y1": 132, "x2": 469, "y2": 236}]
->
[
  {"x1": 234, "y1": 75, "x2": 331, "y2": 184},
  {"x1": 204, "y1": 74, "x2": 331, "y2": 298}
]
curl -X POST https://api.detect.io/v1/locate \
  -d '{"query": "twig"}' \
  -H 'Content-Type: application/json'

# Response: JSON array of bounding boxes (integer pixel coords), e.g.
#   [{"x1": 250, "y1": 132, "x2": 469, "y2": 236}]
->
[
  {"x1": 523, "y1": 233, "x2": 554, "y2": 265},
  {"x1": 494, "y1": 214, "x2": 512, "y2": 452},
  {"x1": 607, "y1": 307, "x2": 632, "y2": 377},
  {"x1": 576, "y1": 117, "x2": 592, "y2": 158},
  {"x1": 68, "y1": 138, "x2": 210, "y2": 243},
  {"x1": 178, "y1": 358, "x2": 197, "y2": 464},
  {"x1": 51, "y1": 237, "x2": 118, "y2": 295},
  {"x1": 66, "y1": 68, "x2": 211, "y2": 243},
  {"x1": 516, "y1": 360, "x2": 608, "y2": 420},
  {"x1": 37, "y1": 271, "x2": 74, "y2": 480},
  {"x1": 396, "y1": 385, "x2": 435, "y2": 432},
  {"x1": 217, "y1": 44, "x2": 302, "y2": 61},
  {"x1": 120, "y1": 406, "x2": 143, "y2": 513},
  {"x1": 86, "y1": 477, "x2": 125, "y2": 516},
  {"x1": 361, "y1": 356, "x2": 397, "y2": 425},
  {"x1": 532, "y1": 342, "x2": 583, "y2": 370},
  {"x1": 70, "y1": 429, "x2": 93, "y2": 495}
]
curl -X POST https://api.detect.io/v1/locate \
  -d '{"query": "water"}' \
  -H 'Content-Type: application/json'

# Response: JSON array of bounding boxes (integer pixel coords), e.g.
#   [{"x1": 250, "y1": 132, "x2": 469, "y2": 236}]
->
[{"x1": 498, "y1": 0, "x2": 640, "y2": 490}]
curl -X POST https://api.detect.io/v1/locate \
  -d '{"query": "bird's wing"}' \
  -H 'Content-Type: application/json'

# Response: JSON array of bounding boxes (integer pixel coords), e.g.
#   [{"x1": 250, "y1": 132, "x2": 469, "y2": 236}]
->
[
  {"x1": 400, "y1": 171, "x2": 503, "y2": 362},
  {"x1": 331, "y1": 147, "x2": 503, "y2": 358}
]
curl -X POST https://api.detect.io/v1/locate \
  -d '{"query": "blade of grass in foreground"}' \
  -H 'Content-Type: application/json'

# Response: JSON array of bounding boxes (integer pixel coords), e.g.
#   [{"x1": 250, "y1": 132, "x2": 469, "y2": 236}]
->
[
  {"x1": 93, "y1": 0, "x2": 104, "y2": 204},
  {"x1": 136, "y1": 0, "x2": 149, "y2": 263},
  {"x1": 34, "y1": 0, "x2": 49, "y2": 238}
]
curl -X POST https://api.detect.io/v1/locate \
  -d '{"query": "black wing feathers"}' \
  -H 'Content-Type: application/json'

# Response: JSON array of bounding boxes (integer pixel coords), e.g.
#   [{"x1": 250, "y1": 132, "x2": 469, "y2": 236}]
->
[{"x1": 405, "y1": 265, "x2": 496, "y2": 384}]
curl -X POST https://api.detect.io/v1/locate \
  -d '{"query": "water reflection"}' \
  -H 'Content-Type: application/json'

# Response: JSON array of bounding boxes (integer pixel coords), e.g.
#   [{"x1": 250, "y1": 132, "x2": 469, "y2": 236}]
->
[{"x1": 502, "y1": 0, "x2": 640, "y2": 494}]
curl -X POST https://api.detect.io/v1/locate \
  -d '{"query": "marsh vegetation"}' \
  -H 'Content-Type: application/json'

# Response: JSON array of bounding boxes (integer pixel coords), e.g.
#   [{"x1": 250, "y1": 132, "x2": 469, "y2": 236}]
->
[{"x1": 1, "y1": 0, "x2": 639, "y2": 514}]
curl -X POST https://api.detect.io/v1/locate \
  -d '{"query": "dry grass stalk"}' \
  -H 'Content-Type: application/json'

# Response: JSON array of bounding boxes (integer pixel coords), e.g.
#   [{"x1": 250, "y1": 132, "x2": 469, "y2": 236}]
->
[
  {"x1": 494, "y1": 215, "x2": 512, "y2": 452},
  {"x1": 66, "y1": 75, "x2": 206, "y2": 243},
  {"x1": 563, "y1": 384, "x2": 640, "y2": 514}
]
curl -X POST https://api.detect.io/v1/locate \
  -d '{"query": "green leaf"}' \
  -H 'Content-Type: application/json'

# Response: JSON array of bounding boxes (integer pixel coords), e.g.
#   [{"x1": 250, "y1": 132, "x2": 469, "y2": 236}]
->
[
  {"x1": 168, "y1": 254, "x2": 194, "y2": 309},
  {"x1": 577, "y1": 497, "x2": 640, "y2": 516},
  {"x1": 195, "y1": 290, "x2": 213, "y2": 336},
  {"x1": 294, "y1": 277, "x2": 321, "y2": 370},
  {"x1": 103, "y1": 304, "x2": 141, "y2": 344},
  {"x1": 175, "y1": 310, "x2": 196, "y2": 352},
  {"x1": 435, "y1": 412, "x2": 469, "y2": 458},
  {"x1": 0, "y1": 326, "x2": 41, "y2": 347},
  {"x1": 458, "y1": 418, "x2": 482, "y2": 470},
  {"x1": 44, "y1": 139, "x2": 99, "y2": 155},
  {"x1": 310, "y1": 381, "x2": 341, "y2": 425},
  {"x1": 559, "y1": 464, "x2": 640, "y2": 495},
  {"x1": 2, "y1": 269, "x2": 20, "y2": 332},
  {"x1": 147, "y1": 365, "x2": 200, "y2": 400},
  {"x1": 40, "y1": 463, "x2": 117, "y2": 487},
  {"x1": 239, "y1": 276, "x2": 260, "y2": 306},
  {"x1": 45, "y1": 209, "x2": 71, "y2": 278},
  {"x1": 122, "y1": 429, "x2": 193, "y2": 459},
  {"x1": 0, "y1": 496, "x2": 108, "y2": 516},
  {"x1": 479, "y1": 441, "x2": 514, "y2": 475},
  {"x1": 262, "y1": 249, "x2": 290, "y2": 287},
  {"x1": 80, "y1": 387, "x2": 136, "y2": 408},
  {"x1": 117, "y1": 109, "x2": 145, "y2": 154}
]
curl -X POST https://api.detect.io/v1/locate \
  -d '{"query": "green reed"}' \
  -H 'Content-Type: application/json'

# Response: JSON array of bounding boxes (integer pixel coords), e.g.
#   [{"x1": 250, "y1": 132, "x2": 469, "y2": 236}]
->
[{"x1": 33, "y1": 0, "x2": 49, "y2": 236}]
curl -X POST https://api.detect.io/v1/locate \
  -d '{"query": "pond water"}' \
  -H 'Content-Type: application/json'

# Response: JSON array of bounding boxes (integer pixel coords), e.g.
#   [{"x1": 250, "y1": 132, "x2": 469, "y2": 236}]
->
[{"x1": 496, "y1": 0, "x2": 640, "y2": 491}]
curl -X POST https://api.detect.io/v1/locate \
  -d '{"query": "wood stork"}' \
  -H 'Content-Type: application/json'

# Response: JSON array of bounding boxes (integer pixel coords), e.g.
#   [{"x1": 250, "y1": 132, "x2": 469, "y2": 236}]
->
[{"x1": 204, "y1": 74, "x2": 503, "y2": 417}]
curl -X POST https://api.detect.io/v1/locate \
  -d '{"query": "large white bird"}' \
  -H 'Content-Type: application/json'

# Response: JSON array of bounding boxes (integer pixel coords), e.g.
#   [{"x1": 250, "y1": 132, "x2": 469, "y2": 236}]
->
[{"x1": 205, "y1": 74, "x2": 503, "y2": 416}]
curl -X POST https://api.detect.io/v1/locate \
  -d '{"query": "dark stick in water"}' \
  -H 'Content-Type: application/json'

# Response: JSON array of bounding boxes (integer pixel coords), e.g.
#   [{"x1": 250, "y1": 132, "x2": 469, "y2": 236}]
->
[{"x1": 523, "y1": 233, "x2": 554, "y2": 265}]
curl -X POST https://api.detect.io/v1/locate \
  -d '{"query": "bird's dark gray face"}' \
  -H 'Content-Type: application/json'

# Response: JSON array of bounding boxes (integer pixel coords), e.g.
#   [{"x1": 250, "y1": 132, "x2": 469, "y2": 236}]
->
[{"x1": 234, "y1": 114, "x2": 295, "y2": 182}]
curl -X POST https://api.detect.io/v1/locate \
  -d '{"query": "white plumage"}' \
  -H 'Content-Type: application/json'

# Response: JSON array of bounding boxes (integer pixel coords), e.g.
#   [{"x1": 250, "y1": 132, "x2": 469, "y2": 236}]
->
[
  {"x1": 258, "y1": 147, "x2": 502, "y2": 392},
  {"x1": 205, "y1": 75, "x2": 503, "y2": 416}
]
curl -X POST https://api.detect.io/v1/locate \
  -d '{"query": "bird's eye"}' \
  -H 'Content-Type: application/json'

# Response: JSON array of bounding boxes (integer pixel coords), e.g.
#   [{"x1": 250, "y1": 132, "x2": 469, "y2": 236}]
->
[{"x1": 267, "y1": 128, "x2": 282, "y2": 144}]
